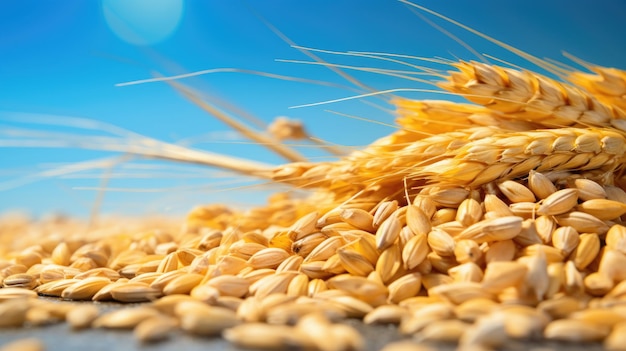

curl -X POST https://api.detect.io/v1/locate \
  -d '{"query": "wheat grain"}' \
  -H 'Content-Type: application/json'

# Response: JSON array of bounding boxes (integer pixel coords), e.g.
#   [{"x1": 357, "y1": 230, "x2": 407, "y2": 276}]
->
[
  {"x1": 544, "y1": 318, "x2": 610, "y2": 342},
  {"x1": 0, "y1": 338, "x2": 44, "y2": 351}
]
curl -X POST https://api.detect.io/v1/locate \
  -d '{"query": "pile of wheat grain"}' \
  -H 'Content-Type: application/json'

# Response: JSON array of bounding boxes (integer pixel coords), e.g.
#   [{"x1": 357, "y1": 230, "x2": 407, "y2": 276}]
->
[{"x1": 2, "y1": 57, "x2": 626, "y2": 351}]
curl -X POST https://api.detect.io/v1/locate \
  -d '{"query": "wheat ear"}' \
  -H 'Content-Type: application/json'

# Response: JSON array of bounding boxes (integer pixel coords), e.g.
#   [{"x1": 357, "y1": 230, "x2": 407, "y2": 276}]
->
[
  {"x1": 393, "y1": 99, "x2": 542, "y2": 136},
  {"x1": 440, "y1": 61, "x2": 626, "y2": 130},
  {"x1": 568, "y1": 66, "x2": 626, "y2": 112},
  {"x1": 415, "y1": 127, "x2": 626, "y2": 187}
]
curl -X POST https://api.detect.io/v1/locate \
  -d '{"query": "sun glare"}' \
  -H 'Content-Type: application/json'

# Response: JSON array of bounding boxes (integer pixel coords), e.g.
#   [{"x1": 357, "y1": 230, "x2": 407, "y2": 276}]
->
[{"x1": 102, "y1": 0, "x2": 184, "y2": 46}]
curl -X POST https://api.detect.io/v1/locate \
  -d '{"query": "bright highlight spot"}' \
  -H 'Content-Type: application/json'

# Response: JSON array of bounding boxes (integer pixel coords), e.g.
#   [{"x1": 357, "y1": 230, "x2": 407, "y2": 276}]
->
[{"x1": 102, "y1": 0, "x2": 184, "y2": 46}]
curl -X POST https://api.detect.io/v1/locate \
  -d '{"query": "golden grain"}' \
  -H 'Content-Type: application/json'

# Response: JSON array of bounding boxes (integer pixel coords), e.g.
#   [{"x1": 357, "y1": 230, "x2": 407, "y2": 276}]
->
[
  {"x1": 457, "y1": 216, "x2": 523, "y2": 243},
  {"x1": 110, "y1": 282, "x2": 163, "y2": 302},
  {"x1": 66, "y1": 304, "x2": 100, "y2": 330},
  {"x1": 0, "y1": 338, "x2": 44, "y2": 351},
  {"x1": 93, "y1": 307, "x2": 160, "y2": 329},
  {"x1": 555, "y1": 211, "x2": 610, "y2": 234},
  {"x1": 544, "y1": 318, "x2": 609, "y2": 342},
  {"x1": 537, "y1": 188, "x2": 579, "y2": 216},
  {"x1": 133, "y1": 316, "x2": 178, "y2": 343},
  {"x1": 578, "y1": 199, "x2": 626, "y2": 220},
  {"x1": 417, "y1": 319, "x2": 469, "y2": 343},
  {"x1": 484, "y1": 239, "x2": 516, "y2": 263},
  {"x1": 62, "y1": 276, "x2": 111, "y2": 300},
  {"x1": 481, "y1": 261, "x2": 527, "y2": 293},
  {"x1": 180, "y1": 306, "x2": 239, "y2": 336},
  {"x1": 162, "y1": 273, "x2": 204, "y2": 295},
  {"x1": 570, "y1": 233, "x2": 601, "y2": 270},
  {"x1": 575, "y1": 178, "x2": 608, "y2": 201},
  {"x1": 222, "y1": 323, "x2": 296, "y2": 349},
  {"x1": 454, "y1": 298, "x2": 498, "y2": 323},
  {"x1": 400, "y1": 302, "x2": 453, "y2": 335},
  {"x1": 375, "y1": 215, "x2": 402, "y2": 251},
  {"x1": 605, "y1": 321, "x2": 626, "y2": 351},
  {"x1": 551, "y1": 226, "x2": 580, "y2": 257}
]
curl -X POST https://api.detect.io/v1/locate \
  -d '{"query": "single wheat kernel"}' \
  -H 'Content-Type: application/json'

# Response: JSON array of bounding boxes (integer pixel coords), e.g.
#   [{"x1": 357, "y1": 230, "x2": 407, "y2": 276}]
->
[
  {"x1": 400, "y1": 303, "x2": 453, "y2": 335},
  {"x1": 570, "y1": 308, "x2": 626, "y2": 329},
  {"x1": 605, "y1": 321, "x2": 626, "y2": 351},
  {"x1": 380, "y1": 341, "x2": 436, "y2": 351},
  {"x1": 497, "y1": 180, "x2": 536, "y2": 203},
  {"x1": 363, "y1": 305, "x2": 408, "y2": 325},
  {"x1": 577, "y1": 199, "x2": 626, "y2": 220},
  {"x1": 324, "y1": 295, "x2": 374, "y2": 318},
  {"x1": 430, "y1": 281, "x2": 495, "y2": 305},
  {"x1": 62, "y1": 276, "x2": 111, "y2": 300},
  {"x1": 375, "y1": 215, "x2": 402, "y2": 251},
  {"x1": 551, "y1": 226, "x2": 580, "y2": 257},
  {"x1": 2, "y1": 273, "x2": 37, "y2": 289},
  {"x1": 599, "y1": 249, "x2": 626, "y2": 283},
  {"x1": 401, "y1": 233, "x2": 429, "y2": 270},
  {"x1": 448, "y1": 262, "x2": 483, "y2": 283},
  {"x1": 454, "y1": 298, "x2": 498, "y2": 323},
  {"x1": 375, "y1": 245, "x2": 401, "y2": 284},
  {"x1": 453, "y1": 239, "x2": 481, "y2": 264},
  {"x1": 222, "y1": 323, "x2": 297, "y2": 349},
  {"x1": 250, "y1": 271, "x2": 298, "y2": 298},
  {"x1": 514, "y1": 219, "x2": 543, "y2": 247},
  {"x1": 133, "y1": 315, "x2": 178, "y2": 343},
  {"x1": 544, "y1": 318, "x2": 609, "y2": 342},
  {"x1": 161, "y1": 273, "x2": 203, "y2": 295},
  {"x1": 74, "y1": 267, "x2": 121, "y2": 281},
  {"x1": 307, "y1": 278, "x2": 328, "y2": 297},
  {"x1": 373, "y1": 201, "x2": 399, "y2": 228},
  {"x1": 66, "y1": 304, "x2": 100, "y2": 330},
  {"x1": 36, "y1": 279, "x2": 81, "y2": 297},
  {"x1": 91, "y1": 278, "x2": 129, "y2": 301},
  {"x1": 180, "y1": 306, "x2": 239, "y2": 336},
  {"x1": 457, "y1": 216, "x2": 523, "y2": 243},
  {"x1": 206, "y1": 274, "x2": 249, "y2": 298},
  {"x1": 484, "y1": 239, "x2": 516, "y2": 263},
  {"x1": 291, "y1": 233, "x2": 325, "y2": 259},
  {"x1": 427, "y1": 228, "x2": 456, "y2": 257},
  {"x1": 405, "y1": 205, "x2": 432, "y2": 236},
  {"x1": 555, "y1": 211, "x2": 610, "y2": 234},
  {"x1": 416, "y1": 319, "x2": 469, "y2": 343},
  {"x1": 458, "y1": 313, "x2": 508, "y2": 349},
  {"x1": 0, "y1": 338, "x2": 44, "y2": 351},
  {"x1": 570, "y1": 233, "x2": 601, "y2": 270},
  {"x1": 481, "y1": 261, "x2": 528, "y2": 294},
  {"x1": 537, "y1": 188, "x2": 579, "y2": 216},
  {"x1": 563, "y1": 261, "x2": 584, "y2": 297},
  {"x1": 51, "y1": 242, "x2": 71, "y2": 266},
  {"x1": 304, "y1": 236, "x2": 344, "y2": 262},
  {"x1": 93, "y1": 307, "x2": 160, "y2": 329},
  {"x1": 528, "y1": 170, "x2": 557, "y2": 200},
  {"x1": 575, "y1": 178, "x2": 607, "y2": 201},
  {"x1": 537, "y1": 296, "x2": 583, "y2": 319},
  {"x1": 110, "y1": 282, "x2": 163, "y2": 302},
  {"x1": 327, "y1": 275, "x2": 387, "y2": 302},
  {"x1": 499, "y1": 306, "x2": 549, "y2": 340}
]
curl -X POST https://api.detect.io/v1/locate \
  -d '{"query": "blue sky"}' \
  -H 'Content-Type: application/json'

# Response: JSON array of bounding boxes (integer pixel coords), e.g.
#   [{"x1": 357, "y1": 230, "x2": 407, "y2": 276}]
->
[{"x1": 1, "y1": 0, "x2": 625, "y2": 218}]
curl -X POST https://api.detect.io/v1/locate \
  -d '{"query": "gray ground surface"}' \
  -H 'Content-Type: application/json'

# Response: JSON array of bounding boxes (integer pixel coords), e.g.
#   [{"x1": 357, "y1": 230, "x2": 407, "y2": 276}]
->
[{"x1": 0, "y1": 299, "x2": 606, "y2": 351}]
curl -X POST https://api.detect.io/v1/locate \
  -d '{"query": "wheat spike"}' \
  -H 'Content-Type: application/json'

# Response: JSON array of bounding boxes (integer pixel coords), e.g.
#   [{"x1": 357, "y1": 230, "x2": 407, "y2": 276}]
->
[
  {"x1": 440, "y1": 61, "x2": 626, "y2": 130},
  {"x1": 415, "y1": 127, "x2": 626, "y2": 187},
  {"x1": 568, "y1": 66, "x2": 626, "y2": 112}
]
